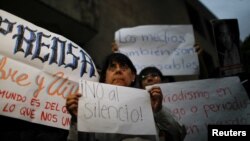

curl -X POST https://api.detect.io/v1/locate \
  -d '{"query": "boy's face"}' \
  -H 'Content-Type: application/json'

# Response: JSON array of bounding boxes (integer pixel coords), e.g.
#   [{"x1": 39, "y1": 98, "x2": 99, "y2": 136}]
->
[{"x1": 141, "y1": 72, "x2": 162, "y2": 89}]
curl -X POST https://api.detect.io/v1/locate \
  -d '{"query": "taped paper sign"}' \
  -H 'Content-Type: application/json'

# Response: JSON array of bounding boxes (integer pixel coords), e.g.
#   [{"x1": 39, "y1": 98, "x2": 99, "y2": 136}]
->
[
  {"x1": 146, "y1": 76, "x2": 250, "y2": 141},
  {"x1": 115, "y1": 25, "x2": 199, "y2": 75},
  {"x1": 78, "y1": 80, "x2": 157, "y2": 135},
  {"x1": 0, "y1": 9, "x2": 99, "y2": 130}
]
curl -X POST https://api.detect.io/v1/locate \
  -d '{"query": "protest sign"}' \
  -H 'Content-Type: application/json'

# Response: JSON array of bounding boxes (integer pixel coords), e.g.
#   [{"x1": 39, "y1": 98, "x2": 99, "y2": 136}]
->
[
  {"x1": 146, "y1": 76, "x2": 250, "y2": 141},
  {"x1": 0, "y1": 9, "x2": 99, "y2": 130},
  {"x1": 78, "y1": 80, "x2": 157, "y2": 135},
  {"x1": 115, "y1": 25, "x2": 199, "y2": 75}
]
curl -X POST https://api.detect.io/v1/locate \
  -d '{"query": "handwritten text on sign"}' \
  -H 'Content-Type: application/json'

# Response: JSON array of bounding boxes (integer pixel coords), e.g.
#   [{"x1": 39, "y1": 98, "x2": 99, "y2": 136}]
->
[
  {"x1": 115, "y1": 25, "x2": 199, "y2": 75},
  {"x1": 147, "y1": 77, "x2": 250, "y2": 141},
  {"x1": 0, "y1": 9, "x2": 99, "y2": 130},
  {"x1": 78, "y1": 80, "x2": 157, "y2": 135},
  {"x1": 0, "y1": 55, "x2": 81, "y2": 129}
]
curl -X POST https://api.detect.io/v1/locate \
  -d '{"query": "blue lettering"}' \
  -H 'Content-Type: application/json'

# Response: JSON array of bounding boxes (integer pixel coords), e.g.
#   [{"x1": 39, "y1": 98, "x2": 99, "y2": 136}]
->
[
  {"x1": 0, "y1": 17, "x2": 16, "y2": 35},
  {"x1": 79, "y1": 50, "x2": 96, "y2": 77},
  {"x1": 1, "y1": 16, "x2": 97, "y2": 78},
  {"x1": 33, "y1": 32, "x2": 51, "y2": 62},
  {"x1": 13, "y1": 25, "x2": 36, "y2": 57},
  {"x1": 49, "y1": 37, "x2": 66, "y2": 66},
  {"x1": 65, "y1": 43, "x2": 79, "y2": 70}
]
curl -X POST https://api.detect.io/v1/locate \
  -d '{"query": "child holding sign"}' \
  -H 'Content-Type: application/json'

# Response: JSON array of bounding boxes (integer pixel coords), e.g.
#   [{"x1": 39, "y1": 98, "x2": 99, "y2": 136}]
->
[{"x1": 139, "y1": 67, "x2": 186, "y2": 141}]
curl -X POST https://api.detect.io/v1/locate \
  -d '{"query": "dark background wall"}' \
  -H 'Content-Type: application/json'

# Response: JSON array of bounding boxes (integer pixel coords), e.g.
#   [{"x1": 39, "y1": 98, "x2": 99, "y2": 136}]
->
[
  {"x1": 0, "y1": 0, "x2": 220, "y2": 80},
  {"x1": 84, "y1": 0, "x2": 192, "y2": 70}
]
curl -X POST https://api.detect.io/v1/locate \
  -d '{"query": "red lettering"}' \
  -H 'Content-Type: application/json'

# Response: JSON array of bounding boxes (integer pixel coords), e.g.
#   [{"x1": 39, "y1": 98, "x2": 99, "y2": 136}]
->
[
  {"x1": 202, "y1": 97, "x2": 248, "y2": 118},
  {"x1": 216, "y1": 87, "x2": 232, "y2": 97},
  {"x1": 62, "y1": 116, "x2": 71, "y2": 127},
  {"x1": 171, "y1": 107, "x2": 186, "y2": 120},
  {"x1": 30, "y1": 98, "x2": 40, "y2": 107},
  {"x1": 44, "y1": 101, "x2": 60, "y2": 111},
  {"x1": 163, "y1": 89, "x2": 209, "y2": 103},
  {"x1": 186, "y1": 124, "x2": 200, "y2": 135},
  {"x1": 20, "y1": 107, "x2": 35, "y2": 119},
  {"x1": 2, "y1": 103, "x2": 15, "y2": 112},
  {"x1": 61, "y1": 105, "x2": 69, "y2": 114},
  {"x1": 0, "y1": 57, "x2": 31, "y2": 86},
  {"x1": 48, "y1": 72, "x2": 79, "y2": 99},
  {"x1": 40, "y1": 111, "x2": 58, "y2": 123},
  {"x1": 0, "y1": 89, "x2": 26, "y2": 102}
]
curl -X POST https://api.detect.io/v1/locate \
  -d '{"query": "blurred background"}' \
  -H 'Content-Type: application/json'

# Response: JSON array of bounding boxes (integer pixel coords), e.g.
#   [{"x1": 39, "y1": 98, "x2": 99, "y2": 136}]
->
[{"x1": 1, "y1": 0, "x2": 249, "y2": 80}]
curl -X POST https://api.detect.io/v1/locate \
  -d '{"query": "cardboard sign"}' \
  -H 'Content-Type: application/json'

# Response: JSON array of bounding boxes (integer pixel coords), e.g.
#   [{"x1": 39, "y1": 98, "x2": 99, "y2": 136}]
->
[
  {"x1": 146, "y1": 76, "x2": 250, "y2": 141},
  {"x1": 115, "y1": 25, "x2": 199, "y2": 75},
  {"x1": 78, "y1": 80, "x2": 157, "y2": 135}
]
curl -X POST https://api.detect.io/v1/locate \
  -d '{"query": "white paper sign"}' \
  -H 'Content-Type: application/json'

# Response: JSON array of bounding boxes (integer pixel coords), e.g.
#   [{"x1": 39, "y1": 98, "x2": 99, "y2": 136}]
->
[
  {"x1": 0, "y1": 9, "x2": 99, "y2": 130},
  {"x1": 78, "y1": 80, "x2": 157, "y2": 135},
  {"x1": 146, "y1": 76, "x2": 250, "y2": 141},
  {"x1": 115, "y1": 25, "x2": 199, "y2": 75}
]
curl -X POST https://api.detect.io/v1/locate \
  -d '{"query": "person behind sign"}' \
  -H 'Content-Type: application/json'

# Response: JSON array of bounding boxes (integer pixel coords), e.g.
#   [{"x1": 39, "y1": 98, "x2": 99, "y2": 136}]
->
[
  {"x1": 66, "y1": 53, "x2": 176, "y2": 141},
  {"x1": 138, "y1": 67, "x2": 186, "y2": 141}
]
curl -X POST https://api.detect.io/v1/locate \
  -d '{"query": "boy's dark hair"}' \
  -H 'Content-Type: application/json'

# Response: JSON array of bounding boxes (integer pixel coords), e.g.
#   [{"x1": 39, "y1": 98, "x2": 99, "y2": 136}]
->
[{"x1": 99, "y1": 53, "x2": 137, "y2": 86}]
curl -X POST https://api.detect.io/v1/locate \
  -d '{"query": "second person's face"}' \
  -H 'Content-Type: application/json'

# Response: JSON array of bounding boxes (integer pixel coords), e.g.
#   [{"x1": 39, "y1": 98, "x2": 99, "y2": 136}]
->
[
  {"x1": 105, "y1": 61, "x2": 135, "y2": 87},
  {"x1": 141, "y1": 72, "x2": 162, "y2": 89}
]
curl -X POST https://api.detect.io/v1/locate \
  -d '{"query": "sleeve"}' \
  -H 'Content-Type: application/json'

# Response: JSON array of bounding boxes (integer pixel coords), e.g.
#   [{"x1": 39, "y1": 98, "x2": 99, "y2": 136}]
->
[
  {"x1": 67, "y1": 119, "x2": 78, "y2": 141},
  {"x1": 67, "y1": 117, "x2": 96, "y2": 141},
  {"x1": 154, "y1": 107, "x2": 187, "y2": 141}
]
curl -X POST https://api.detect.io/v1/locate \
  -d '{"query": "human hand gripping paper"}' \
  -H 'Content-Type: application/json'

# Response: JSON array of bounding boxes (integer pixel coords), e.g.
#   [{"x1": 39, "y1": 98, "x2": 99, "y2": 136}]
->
[{"x1": 77, "y1": 80, "x2": 157, "y2": 135}]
